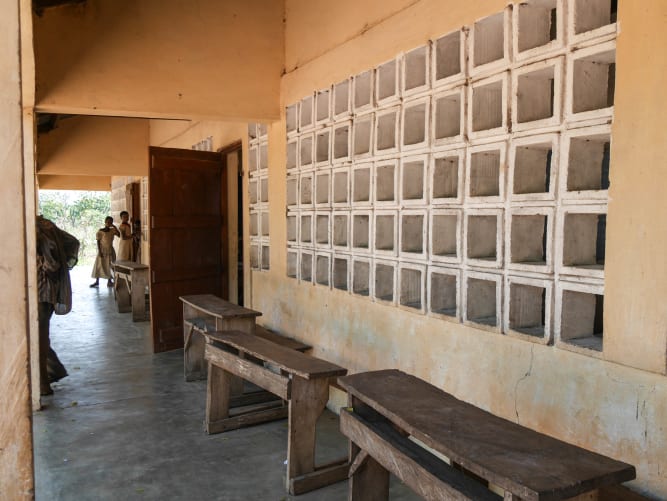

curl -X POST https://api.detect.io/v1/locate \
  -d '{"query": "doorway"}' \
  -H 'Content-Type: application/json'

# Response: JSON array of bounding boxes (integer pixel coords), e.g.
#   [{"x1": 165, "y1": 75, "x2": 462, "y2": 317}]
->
[{"x1": 148, "y1": 146, "x2": 228, "y2": 353}]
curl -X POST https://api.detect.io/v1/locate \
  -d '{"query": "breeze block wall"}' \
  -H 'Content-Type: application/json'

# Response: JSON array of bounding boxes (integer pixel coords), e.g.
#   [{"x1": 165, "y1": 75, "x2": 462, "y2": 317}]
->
[{"x1": 248, "y1": 1, "x2": 667, "y2": 497}]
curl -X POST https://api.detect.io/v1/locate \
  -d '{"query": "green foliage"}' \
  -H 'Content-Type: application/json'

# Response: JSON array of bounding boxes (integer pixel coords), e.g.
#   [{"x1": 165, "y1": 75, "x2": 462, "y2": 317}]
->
[{"x1": 39, "y1": 191, "x2": 111, "y2": 265}]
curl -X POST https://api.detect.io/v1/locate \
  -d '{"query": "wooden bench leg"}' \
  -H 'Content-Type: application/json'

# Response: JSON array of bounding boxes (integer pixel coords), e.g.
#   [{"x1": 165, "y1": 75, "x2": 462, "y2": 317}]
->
[
  {"x1": 115, "y1": 277, "x2": 132, "y2": 313},
  {"x1": 349, "y1": 442, "x2": 390, "y2": 501},
  {"x1": 205, "y1": 362, "x2": 232, "y2": 434},
  {"x1": 287, "y1": 375, "x2": 348, "y2": 494},
  {"x1": 130, "y1": 274, "x2": 146, "y2": 322}
]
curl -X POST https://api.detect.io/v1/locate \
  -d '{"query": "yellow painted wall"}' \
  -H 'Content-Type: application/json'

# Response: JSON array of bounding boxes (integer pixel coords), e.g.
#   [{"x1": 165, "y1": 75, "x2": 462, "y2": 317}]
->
[
  {"x1": 37, "y1": 115, "x2": 149, "y2": 177},
  {"x1": 0, "y1": 0, "x2": 34, "y2": 496},
  {"x1": 38, "y1": 174, "x2": 111, "y2": 191},
  {"x1": 33, "y1": 0, "x2": 284, "y2": 122},
  {"x1": 248, "y1": 0, "x2": 667, "y2": 497},
  {"x1": 604, "y1": 1, "x2": 667, "y2": 374}
]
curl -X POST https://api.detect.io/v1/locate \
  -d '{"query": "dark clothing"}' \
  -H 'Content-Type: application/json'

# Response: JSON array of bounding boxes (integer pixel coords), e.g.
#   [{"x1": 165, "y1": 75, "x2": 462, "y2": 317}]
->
[{"x1": 36, "y1": 216, "x2": 79, "y2": 395}]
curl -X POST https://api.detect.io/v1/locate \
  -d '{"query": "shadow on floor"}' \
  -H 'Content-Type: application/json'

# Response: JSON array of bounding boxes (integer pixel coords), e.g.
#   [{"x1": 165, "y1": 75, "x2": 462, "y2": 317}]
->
[{"x1": 34, "y1": 267, "x2": 418, "y2": 500}]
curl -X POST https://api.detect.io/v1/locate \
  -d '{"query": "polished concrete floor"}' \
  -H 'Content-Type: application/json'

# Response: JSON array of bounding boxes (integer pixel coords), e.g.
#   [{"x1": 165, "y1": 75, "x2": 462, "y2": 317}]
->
[{"x1": 34, "y1": 267, "x2": 418, "y2": 500}]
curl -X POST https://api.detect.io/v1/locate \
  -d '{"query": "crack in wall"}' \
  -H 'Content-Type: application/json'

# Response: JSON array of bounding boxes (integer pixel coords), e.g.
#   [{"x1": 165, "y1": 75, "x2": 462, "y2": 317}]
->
[{"x1": 514, "y1": 344, "x2": 534, "y2": 424}]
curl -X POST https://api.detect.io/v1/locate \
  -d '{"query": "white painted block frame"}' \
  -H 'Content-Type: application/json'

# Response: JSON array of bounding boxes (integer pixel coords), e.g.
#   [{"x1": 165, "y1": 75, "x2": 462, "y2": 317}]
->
[
  {"x1": 333, "y1": 78, "x2": 352, "y2": 119},
  {"x1": 298, "y1": 133, "x2": 315, "y2": 170},
  {"x1": 399, "y1": 209, "x2": 428, "y2": 261},
  {"x1": 299, "y1": 93, "x2": 315, "y2": 132},
  {"x1": 469, "y1": 6, "x2": 512, "y2": 79},
  {"x1": 332, "y1": 210, "x2": 350, "y2": 251},
  {"x1": 427, "y1": 265, "x2": 461, "y2": 322},
  {"x1": 315, "y1": 127, "x2": 332, "y2": 168},
  {"x1": 554, "y1": 279, "x2": 604, "y2": 358},
  {"x1": 300, "y1": 249, "x2": 314, "y2": 283},
  {"x1": 376, "y1": 56, "x2": 401, "y2": 107},
  {"x1": 286, "y1": 137, "x2": 299, "y2": 171},
  {"x1": 374, "y1": 209, "x2": 398, "y2": 258},
  {"x1": 555, "y1": 204, "x2": 607, "y2": 280},
  {"x1": 352, "y1": 112, "x2": 375, "y2": 160},
  {"x1": 351, "y1": 209, "x2": 373, "y2": 255},
  {"x1": 331, "y1": 165, "x2": 350, "y2": 208},
  {"x1": 512, "y1": 0, "x2": 566, "y2": 64},
  {"x1": 568, "y1": 0, "x2": 617, "y2": 47},
  {"x1": 432, "y1": 86, "x2": 466, "y2": 148},
  {"x1": 468, "y1": 72, "x2": 510, "y2": 141},
  {"x1": 431, "y1": 29, "x2": 467, "y2": 90},
  {"x1": 286, "y1": 103, "x2": 299, "y2": 137},
  {"x1": 400, "y1": 153, "x2": 429, "y2": 206},
  {"x1": 332, "y1": 253, "x2": 351, "y2": 292},
  {"x1": 402, "y1": 44, "x2": 431, "y2": 98},
  {"x1": 351, "y1": 162, "x2": 374, "y2": 207},
  {"x1": 463, "y1": 270, "x2": 503, "y2": 333},
  {"x1": 353, "y1": 69, "x2": 375, "y2": 114},
  {"x1": 511, "y1": 56, "x2": 564, "y2": 132},
  {"x1": 315, "y1": 211, "x2": 331, "y2": 249},
  {"x1": 332, "y1": 120, "x2": 352, "y2": 165},
  {"x1": 558, "y1": 124, "x2": 611, "y2": 203},
  {"x1": 508, "y1": 133, "x2": 559, "y2": 204},
  {"x1": 315, "y1": 86, "x2": 332, "y2": 125},
  {"x1": 401, "y1": 96, "x2": 431, "y2": 152},
  {"x1": 429, "y1": 208, "x2": 462, "y2": 265},
  {"x1": 565, "y1": 40, "x2": 616, "y2": 124},
  {"x1": 506, "y1": 206, "x2": 555, "y2": 274},
  {"x1": 399, "y1": 262, "x2": 427, "y2": 314},
  {"x1": 374, "y1": 258, "x2": 398, "y2": 306},
  {"x1": 374, "y1": 158, "x2": 399, "y2": 208},
  {"x1": 375, "y1": 105, "x2": 401, "y2": 157},
  {"x1": 315, "y1": 252, "x2": 332, "y2": 287},
  {"x1": 314, "y1": 169, "x2": 331, "y2": 208},
  {"x1": 298, "y1": 170, "x2": 314, "y2": 208},
  {"x1": 465, "y1": 140, "x2": 508, "y2": 206},
  {"x1": 351, "y1": 256, "x2": 373, "y2": 298},
  {"x1": 431, "y1": 147, "x2": 465, "y2": 205},
  {"x1": 504, "y1": 274, "x2": 553, "y2": 345},
  {"x1": 464, "y1": 208, "x2": 504, "y2": 269}
]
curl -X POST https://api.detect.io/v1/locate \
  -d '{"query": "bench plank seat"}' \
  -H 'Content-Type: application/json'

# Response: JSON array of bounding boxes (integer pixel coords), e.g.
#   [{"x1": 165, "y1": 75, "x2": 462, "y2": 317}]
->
[
  {"x1": 205, "y1": 330, "x2": 343, "y2": 380},
  {"x1": 180, "y1": 294, "x2": 262, "y2": 319},
  {"x1": 341, "y1": 409, "x2": 501, "y2": 501},
  {"x1": 338, "y1": 370, "x2": 636, "y2": 501},
  {"x1": 254, "y1": 325, "x2": 311, "y2": 353}
]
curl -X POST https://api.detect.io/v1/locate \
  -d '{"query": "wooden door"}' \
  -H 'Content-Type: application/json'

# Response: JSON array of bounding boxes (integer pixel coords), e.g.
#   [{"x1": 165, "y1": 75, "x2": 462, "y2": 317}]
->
[{"x1": 149, "y1": 147, "x2": 228, "y2": 353}]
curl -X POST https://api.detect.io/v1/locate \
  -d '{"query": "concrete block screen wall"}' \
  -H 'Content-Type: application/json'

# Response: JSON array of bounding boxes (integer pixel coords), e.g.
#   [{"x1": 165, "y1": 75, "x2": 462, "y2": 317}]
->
[
  {"x1": 284, "y1": 0, "x2": 616, "y2": 357},
  {"x1": 248, "y1": 123, "x2": 269, "y2": 271}
]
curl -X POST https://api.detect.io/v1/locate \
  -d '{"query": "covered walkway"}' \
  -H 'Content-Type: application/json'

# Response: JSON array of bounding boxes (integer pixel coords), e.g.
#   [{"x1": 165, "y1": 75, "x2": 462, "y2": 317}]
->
[{"x1": 33, "y1": 267, "x2": 415, "y2": 500}]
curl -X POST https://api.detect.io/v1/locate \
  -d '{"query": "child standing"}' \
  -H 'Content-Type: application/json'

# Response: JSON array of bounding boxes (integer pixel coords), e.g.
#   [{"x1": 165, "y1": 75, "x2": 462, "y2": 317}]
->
[
  {"x1": 117, "y1": 210, "x2": 133, "y2": 261},
  {"x1": 90, "y1": 216, "x2": 120, "y2": 288}
]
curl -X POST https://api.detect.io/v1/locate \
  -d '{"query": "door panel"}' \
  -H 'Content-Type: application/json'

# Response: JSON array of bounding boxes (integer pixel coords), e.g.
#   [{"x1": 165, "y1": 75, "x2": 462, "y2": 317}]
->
[{"x1": 149, "y1": 147, "x2": 227, "y2": 353}]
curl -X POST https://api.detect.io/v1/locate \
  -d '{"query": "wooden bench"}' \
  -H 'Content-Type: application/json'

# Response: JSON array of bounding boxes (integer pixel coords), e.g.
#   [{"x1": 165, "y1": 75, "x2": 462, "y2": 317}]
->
[
  {"x1": 179, "y1": 294, "x2": 310, "y2": 381},
  {"x1": 203, "y1": 330, "x2": 348, "y2": 495},
  {"x1": 112, "y1": 260, "x2": 149, "y2": 322},
  {"x1": 338, "y1": 369, "x2": 636, "y2": 501}
]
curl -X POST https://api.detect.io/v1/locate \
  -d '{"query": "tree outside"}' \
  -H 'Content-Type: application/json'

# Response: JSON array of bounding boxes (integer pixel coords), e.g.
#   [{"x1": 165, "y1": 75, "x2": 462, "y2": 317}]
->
[{"x1": 39, "y1": 190, "x2": 112, "y2": 265}]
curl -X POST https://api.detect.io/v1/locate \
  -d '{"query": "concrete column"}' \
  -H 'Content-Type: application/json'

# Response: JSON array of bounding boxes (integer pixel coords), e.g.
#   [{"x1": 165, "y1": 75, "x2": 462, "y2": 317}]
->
[{"x1": 0, "y1": 0, "x2": 34, "y2": 497}]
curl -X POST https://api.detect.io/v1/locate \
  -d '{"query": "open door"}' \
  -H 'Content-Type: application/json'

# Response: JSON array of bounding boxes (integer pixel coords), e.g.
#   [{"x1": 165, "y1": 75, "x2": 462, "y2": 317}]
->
[{"x1": 149, "y1": 147, "x2": 228, "y2": 353}]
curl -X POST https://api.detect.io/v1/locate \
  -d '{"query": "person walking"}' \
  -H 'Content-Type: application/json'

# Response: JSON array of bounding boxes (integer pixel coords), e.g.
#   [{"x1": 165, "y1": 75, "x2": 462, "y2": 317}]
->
[
  {"x1": 90, "y1": 216, "x2": 119, "y2": 288},
  {"x1": 36, "y1": 215, "x2": 80, "y2": 396}
]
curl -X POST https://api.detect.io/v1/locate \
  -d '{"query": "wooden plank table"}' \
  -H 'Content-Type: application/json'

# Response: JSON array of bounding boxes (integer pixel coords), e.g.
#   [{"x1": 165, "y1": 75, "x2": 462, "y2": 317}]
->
[
  {"x1": 338, "y1": 370, "x2": 636, "y2": 501},
  {"x1": 180, "y1": 294, "x2": 263, "y2": 381},
  {"x1": 204, "y1": 330, "x2": 348, "y2": 495},
  {"x1": 179, "y1": 294, "x2": 311, "y2": 381},
  {"x1": 112, "y1": 260, "x2": 149, "y2": 322}
]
